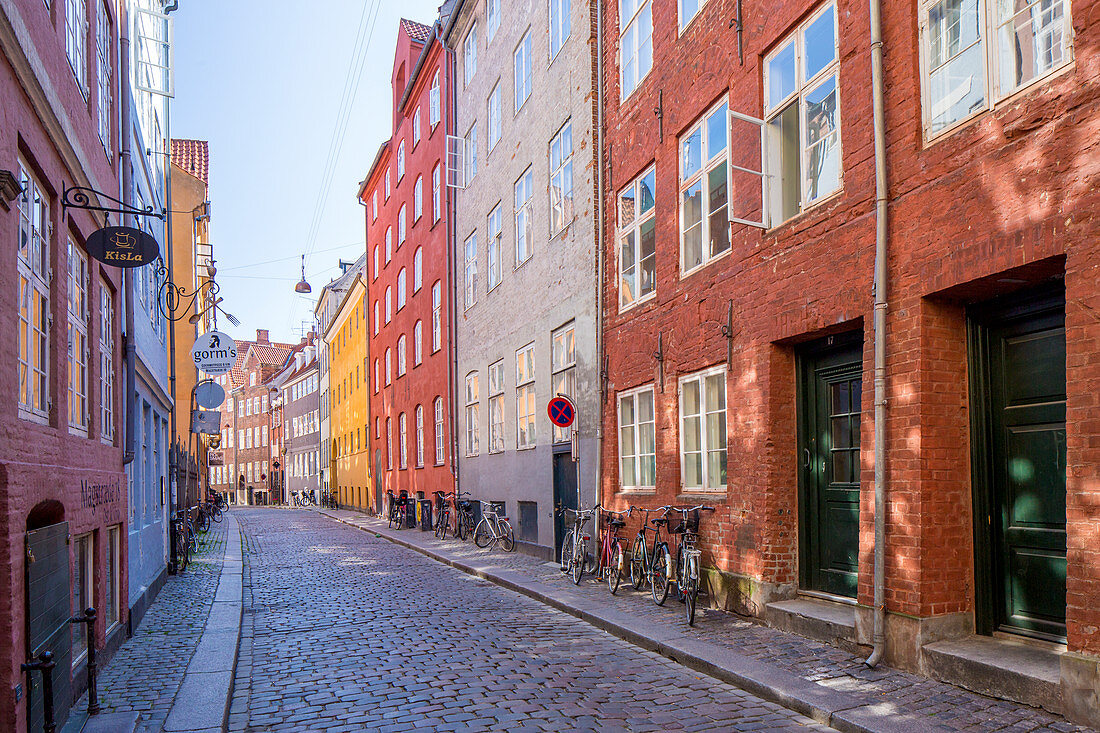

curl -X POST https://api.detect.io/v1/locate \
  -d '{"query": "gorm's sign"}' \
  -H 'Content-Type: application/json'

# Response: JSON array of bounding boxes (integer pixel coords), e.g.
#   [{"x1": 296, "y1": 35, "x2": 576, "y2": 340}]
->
[
  {"x1": 86, "y1": 226, "x2": 160, "y2": 267},
  {"x1": 191, "y1": 330, "x2": 237, "y2": 376}
]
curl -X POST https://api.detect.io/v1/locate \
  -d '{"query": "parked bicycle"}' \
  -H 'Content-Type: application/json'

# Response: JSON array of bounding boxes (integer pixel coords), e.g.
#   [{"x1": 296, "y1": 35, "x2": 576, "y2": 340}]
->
[
  {"x1": 671, "y1": 504, "x2": 715, "y2": 625},
  {"x1": 173, "y1": 509, "x2": 196, "y2": 572},
  {"x1": 558, "y1": 504, "x2": 600, "y2": 584},
  {"x1": 473, "y1": 501, "x2": 515, "y2": 552},
  {"x1": 433, "y1": 491, "x2": 451, "y2": 539},
  {"x1": 455, "y1": 495, "x2": 476, "y2": 541},
  {"x1": 386, "y1": 491, "x2": 408, "y2": 529},
  {"x1": 597, "y1": 507, "x2": 630, "y2": 594}
]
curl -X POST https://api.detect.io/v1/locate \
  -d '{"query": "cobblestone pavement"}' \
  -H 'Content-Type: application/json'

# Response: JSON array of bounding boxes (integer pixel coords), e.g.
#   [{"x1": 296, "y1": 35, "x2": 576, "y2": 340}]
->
[
  {"x1": 73, "y1": 519, "x2": 229, "y2": 732},
  {"x1": 228, "y1": 508, "x2": 832, "y2": 732},
  {"x1": 324, "y1": 509, "x2": 1093, "y2": 733}
]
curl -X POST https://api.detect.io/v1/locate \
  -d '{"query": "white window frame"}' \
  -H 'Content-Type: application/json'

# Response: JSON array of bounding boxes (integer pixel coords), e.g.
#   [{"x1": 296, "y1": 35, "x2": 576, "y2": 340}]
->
[
  {"x1": 399, "y1": 412, "x2": 408, "y2": 469},
  {"x1": 385, "y1": 286, "x2": 392, "y2": 323},
  {"x1": 678, "y1": 365, "x2": 727, "y2": 492},
  {"x1": 487, "y1": 0, "x2": 500, "y2": 40},
  {"x1": 487, "y1": 204, "x2": 502, "y2": 291},
  {"x1": 464, "y1": 23, "x2": 478, "y2": 84},
  {"x1": 373, "y1": 245, "x2": 380, "y2": 279},
  {"x1": 373, "y1": 300, "x2": 379, "y2": 335},
  {"x1": 463, "y1": 123, "x2": 478, "y2": 185},
  {"x1": 385, "y1": 168, "x2": 391, "y2": 199},
  {"x1": 68, "y1": 240, "x2": 90, "y2": 434},
  {"x1": 514, "y1": 32, "x2": 532, "y2": 112},
  {"x1": 618, "y1": 166, "x2": 657, "y2": 311},
  {"x1": 385, "y1": 227, "x2": 392, "y2": 262},
  {"x1": 397, "y1": 139, "x2": 406, "y2": 180},
  {"x1": 96, "y1": 3, "x2": 111, "y2": 154},
  {"x1": 413, "y1": 176, "x2": 423, "y2": 220},
  {"x1": 446, "y1": 134, "x2": 466, "y2": 189},
  {"x1": 488, "y1": 82, "x2": 502, "y2": 151},
  {"x1": 431, "y1": 281, "x2": 442, "y2": 351},
  {"x1": 397, "y1": 335, "x2": 407, "y2": 377},
  {"x1": 432, "y1": 164, "x2": 442, "y2": 219},
  {"x1": 398, "y1": 204, "x2": 407, "y2": 245},
  {"x1": 99, "y1": 279, "x2": 114, "y2": 442},
  {"x1": 550, "y1": 322, "x2": 576, "y2": 444},
  {"x1": 550, "y1": 0, "x2": 571, "y2": 59},
  {"x1": 619, "y1": 0, "x2": 653, "y2": 99},
  {"x1": 434, "y1": 396, "x2": 445, "y2": 464},
  {"x1": 514, "y1": 168, "x2": 533, "y2": 266},
  {"x1": 515, "y1": 343, "x2": 536, "y2": 449},
  {"x1": 413, "y1": 248, "x2": 423, "y2": 292},
  {"x1": 413, "y1": 321, "x2": 423, "y2": 365},
  {"x1": 397, "y1": 268, "x2": 407, "y2": 310},
  {"x1": 66, "y1": 0, "x2": 89, "y2": 95},
  {"x1": 17, "y1": 162, "x2": 51, "y2": 421},
  {"x1": 416, "y1": 404, "x2": 425, "y2": 467},
  {"x1": 618, "y1": 384, "x2": 656, "y2": 492},
  {"x1": 678, "y1": 0, "x2": 707, "y2": 32},
  {"x1": 549, "y1": 121, "x2": 574, "y2": 234},
  {"x1": 413, "y1": 106, "x2": 422, "y2": 146},
  {"x1": 385, "y1": 347, "x2": 392, "y2": 385},
  {"x1": 72, "y1": 533, "x2": 93, "y2": 663},
  {"x1": 488, "y1": 360, "x2": 505, "y2": 453},
  {"x1": 465, "y1": 371, "x2": 480, "y2": 457},
  {"x1": 387, "y1": 416, "x2": 393, "y2": 469},
  {"x1": 679, "y1": 99, "x2": 731, "y2": 277},
  {"x1": 463, "y1": 233, "x2": 478, "y2": 311},
  {"x1": 429, "y1": 70, "x2": 441, "y2": 126}
]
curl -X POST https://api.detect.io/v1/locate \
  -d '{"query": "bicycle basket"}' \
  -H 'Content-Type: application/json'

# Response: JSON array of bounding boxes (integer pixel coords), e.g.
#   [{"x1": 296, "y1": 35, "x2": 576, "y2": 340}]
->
[{"x1": 673, "y1": 509, "x2": 700, "y2": 534}]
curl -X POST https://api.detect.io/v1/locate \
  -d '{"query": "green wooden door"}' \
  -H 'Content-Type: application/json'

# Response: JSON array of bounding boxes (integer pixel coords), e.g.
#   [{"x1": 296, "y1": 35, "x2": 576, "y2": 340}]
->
[
  {"x1": 973, "y1": 294, "x2": 1066, "y2": 640},
  {"x1": 25, "y1": 522, "x2": 73, "y2": 733},
  {"x1": 799, "y1": 338, "x2": 862, "y2": 598}
]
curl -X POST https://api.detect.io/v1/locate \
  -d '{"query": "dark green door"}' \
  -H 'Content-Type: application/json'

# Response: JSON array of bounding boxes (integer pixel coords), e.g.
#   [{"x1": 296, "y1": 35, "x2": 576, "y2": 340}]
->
[
  {"x1": 553, "y1": 449, "x2": 578, "y2": 558},
  {"x1": 799, "y1": 337, "x2": 862, "y2": 598},
  {"x1": 25, "y1": 522, "x2": 73, "y2": 733},
  {"x1": 971, "y1": 292, "x2": 1066, "y2": 640}
]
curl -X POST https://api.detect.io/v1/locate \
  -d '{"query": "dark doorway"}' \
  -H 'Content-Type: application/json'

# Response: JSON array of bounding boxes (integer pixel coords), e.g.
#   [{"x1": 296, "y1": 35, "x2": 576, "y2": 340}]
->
[
  {"x1": 969, "y1": 287, "x2": 1066, "y2": 640},
  {"x1": 24, "y1": 519, "x2": 73, "y2": 733},
  {"x1": 798, "y1": 333, "x2": 863, "y2": 598},
  {"x1": 553, "y1": 449, "x2": 578, "y2": 558}
]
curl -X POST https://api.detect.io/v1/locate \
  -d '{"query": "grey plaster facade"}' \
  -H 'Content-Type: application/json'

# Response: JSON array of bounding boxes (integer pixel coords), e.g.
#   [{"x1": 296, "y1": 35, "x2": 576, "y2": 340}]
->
[
  {"x1": 280, "y1": 347, "x2": 320, "y2": 500},
  {"x1": 446, "y1": 0, "x2": 598, "y2": 558}
]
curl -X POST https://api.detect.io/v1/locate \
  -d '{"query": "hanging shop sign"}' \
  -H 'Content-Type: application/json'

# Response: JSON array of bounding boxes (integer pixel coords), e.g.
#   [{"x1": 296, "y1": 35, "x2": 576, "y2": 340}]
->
[
  {"x1": 194, "y1": 380, "x2": 226, "y2": 409},
  {"x1": 191, "y1": 410, "x2": 221, "y2": 435},
  {"x1": 191, "y1": 331, "x2": 237, "y2": 375},
  {"x1": 85, "y1": 226, "x2": 160, "y2": 268},
  {"x1": 208, "y1": 450, "x2": 225, "y2": 466}
]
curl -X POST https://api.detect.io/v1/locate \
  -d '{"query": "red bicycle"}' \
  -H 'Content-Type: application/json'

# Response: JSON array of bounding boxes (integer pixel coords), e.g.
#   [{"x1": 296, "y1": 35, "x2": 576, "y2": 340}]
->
[{"x1": 597, "y1": 508, "x2": 630, "y2": 594}]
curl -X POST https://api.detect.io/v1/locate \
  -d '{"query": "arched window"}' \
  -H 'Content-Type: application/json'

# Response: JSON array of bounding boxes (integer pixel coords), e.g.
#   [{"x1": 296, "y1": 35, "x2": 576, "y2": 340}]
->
[
  {"x1": 413, "y1": 176, "x2": 423, "y2": 220},
  {"x1": 399, "y1": 413, "x2": 408, "y2": 469},
  {"x1": 434, "y1": 397, "x2": 445, "y2": 464},
  {"x1": 415, "y1": 405, "x2": 424, "y2": 467},
  {"x1": 397, "y1": 269, "x2": 407, "y2": 309},
  {"x1": 398, "y1": 205, "x2": 407, "y2": 244},
  {"x1": 397, "y1": 335, "x2": 407, "y2": 376},
  {"x1": 397, "y1": 139, "x2": 406, "y2": 179},
  {"x1": 385, "y1": 227, "x2": 393, "y2": 261},
  {"x1": 413, "y1": 248, "x2": 423, "y2": 291},
  {"x1": 385, "y1": 286, "x2": 392, "y2": 322},
  {"x1": 385, "y1": 348, "x2": 392, "y2": 384},
  {"x1": 373, "y1": 245, "x2": 380, "y2": 278},
  {"x1": 413, "y1": 321, "x2": 423, "y2": 365}
]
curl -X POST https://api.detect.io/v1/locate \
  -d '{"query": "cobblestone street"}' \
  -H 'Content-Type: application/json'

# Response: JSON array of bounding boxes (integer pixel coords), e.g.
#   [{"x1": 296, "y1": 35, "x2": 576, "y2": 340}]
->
[{"x1": 228, "y1": 509, "x2": 830, "y2": 732}]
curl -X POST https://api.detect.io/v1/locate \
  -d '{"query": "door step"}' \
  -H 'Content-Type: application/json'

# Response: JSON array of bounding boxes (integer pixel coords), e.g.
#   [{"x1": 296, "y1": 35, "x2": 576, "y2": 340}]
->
[
  {"x1": 764, "y1": 597, "x2": 864, "y2": 654},
  {"x1": 922, "y1": 636, "x2": 1063, "y2": 715}
]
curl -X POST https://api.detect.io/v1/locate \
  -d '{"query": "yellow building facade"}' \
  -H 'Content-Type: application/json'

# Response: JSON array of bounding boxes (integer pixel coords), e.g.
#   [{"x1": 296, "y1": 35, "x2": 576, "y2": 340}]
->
[{"x1": 323, "y1": 275, "x2": 373, "y2": 511}]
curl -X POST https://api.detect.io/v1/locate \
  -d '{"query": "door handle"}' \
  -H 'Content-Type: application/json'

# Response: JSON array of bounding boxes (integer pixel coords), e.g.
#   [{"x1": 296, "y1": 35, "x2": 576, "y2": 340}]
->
[{"x1": 802, "y1": 448, "x2": 811, "y2": 469}]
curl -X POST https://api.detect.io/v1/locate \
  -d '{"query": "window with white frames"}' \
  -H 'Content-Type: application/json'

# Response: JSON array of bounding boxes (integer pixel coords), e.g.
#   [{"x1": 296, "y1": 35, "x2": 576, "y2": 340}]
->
[
  {"x1": 373, "y1": 300, "x2": 379, "y2": 335},
  {"x1": 679, "y1": 366, "x2": 727, "y2": 491},
  {"x1": 550, "y1": 0, "x2": 571, "y2": 59},
  {"x1": 372, "y1": 191, "x2": 378, "y2": 220},
  {"x1": 385, "y1": 348, "x2": 392, "y2": 384},
  {"x1": 487, "y1": 204, "x2": 502, "y2": 290},
  {"x1": 72, "y1": 533, "x2": 92, "y2": 659},
  {"x1": 679, "y1": 0, "x2": 708, "y2": 30},
  {"x1": 920, "y1": 0, "x2": 1071, "y2": 138},
  {"x1": 487, "y1": 0, "x2": 500, "y2": 40},
  {"x1": 551, "y1": 322, "x2": 575, "y2": 443},
  {"x1": 397, "y1": 335, "x2": 406, "y2": 376},
  {"x1": 619, "y1": 167, "x2": 656, "y2": 309},
  {"x1": 514, "y1": 168, "x2": 533, "y2": 265},
  {"x1": 413, "y1": 248, "x2": 423, "y2": 291},
  {"x1": 398, "y1": 205, "x2": 407, "y2": 244},
  {"x1": 430, "y1": 70, "x2": 441, "y2": 126},
  {"x1": 516, "y1": 343, "x2": 536, "y2": 448},
  {"x1": 464, "y1": 24, "x2": 478, "y2": 84},
  {"x1": 464, "y1": 233, "x2": 478, "y2": 310},
  {"x1": 68, "y1": 240, "x2": 90, "y2": 433},
  {"x1": 514, "y1": 33, "x2": 532, "y2": 111},
  {"x1": 385, "y1": 168, "x2": 391, "y2": 199},
  {"x1": 397, "y1": 268, "x2": 407, "y2": 309},
  {"x1": 619, "y1": 385, "x2": 656, "y2": 490},
  {"x1": 99, "y1": 279, "x2": 114, "y2": 441},
  {"x1": 17, "y1": 163, "x2": 50, "y2": 419},
  {"x1": 680, "y1": 100, "x2": 730, "y2": 274},
  {"x1": 549, "y1": 122, "x2": 574, "y2": 233},
  {"x1": 465, "y1": 372, "x2": 480, "y2": 456},
  {"x1": 373, "y1": 246, "x2": 380, "y2": 279},
  {"x1": 385, "y1": 286, "x2": 392, "y2": 322},
  {"x1": 399, "y1": 412, "x2": 408, "y2": 468},
  {"x1": 431, "y1": 282, "x2": 442, "y2": 351},
  {"x1": 488, "y1": 360, "x2": 504, "y2": 453},
  {"x1": 620, "y1": 0, "x2": 653, "y2": 98},
  {"x1": 488, "y1": 83, "x2": 501, "y2": 151},
  {"x1": 463, "y1": 124, "x2": 478, "y2": 185},
  {"x1": 434, "y1": 396, "x2": 445, "y2": 463},
  {"x1": 398, "y1": 140, "x2": 406, "y2": 180},
  {"x1": 385, "y1": 227, "x2": 392, "y2": 262},
  {"x1": 96, "y1": 4, "x2": 111, "y2": 153},
  {"x1": 432, "y1": 164, "x2": 441, "y2": 221},
  {"x1": 416, "y1": 405, "x2": 424, "y2": 466},
  {"x1": 67, "y1": 0, "x2": 88, "y2": 93},
  {"x1": 413, "y1": 107, "x2": 421, "y2": 146},
  {"x1": 387, "y1": 416, "x2": 393, "y2": 468},
  {"x1": 414, "y1": 321, "x2": 423, "y2": 365},
  {"x1": 413, "y1": 176, "x2": 423, "y2": 220},
  {"x1": 374, "y1": 358, "x2": 379, "y2": 392}
]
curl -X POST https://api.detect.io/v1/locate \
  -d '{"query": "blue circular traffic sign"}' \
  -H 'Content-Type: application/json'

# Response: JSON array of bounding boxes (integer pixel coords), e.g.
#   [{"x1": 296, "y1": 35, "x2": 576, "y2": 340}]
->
[{"x1": 547, "y1": 396, "x2": 575, "y2": 428}]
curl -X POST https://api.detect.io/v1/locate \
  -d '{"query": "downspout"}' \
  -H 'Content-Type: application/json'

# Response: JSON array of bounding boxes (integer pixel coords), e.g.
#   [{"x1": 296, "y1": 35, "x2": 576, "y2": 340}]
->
[
  {"x1": 438, "y1": 22, "x2": 461, "y2": 496},
  {"x1": 865, "y1": 0, "x2": 889, "y2": 668},
  {"x1": 121, "y1": 13, "x2": 136, "y2": 466},
  {"x1": 593, "y1": 0, "x2": 605, "y2": 509}
]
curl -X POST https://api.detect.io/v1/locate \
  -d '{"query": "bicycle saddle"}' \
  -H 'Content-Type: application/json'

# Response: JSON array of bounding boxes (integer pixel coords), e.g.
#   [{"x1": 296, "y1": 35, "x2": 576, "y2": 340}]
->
[
  {"x1": 651, "y1": 517, "x2": 668, "y2": 526},
  {"x1": 609, "y1": 518, "x2": 626, "y2": 528}
]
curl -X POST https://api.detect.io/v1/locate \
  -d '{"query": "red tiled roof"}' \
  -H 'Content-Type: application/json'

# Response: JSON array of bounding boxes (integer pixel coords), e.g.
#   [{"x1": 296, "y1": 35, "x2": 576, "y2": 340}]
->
[
  {"x1": 401, "y1": 18, "x2": 432, "y2": 43},
  {"x1": 171, "y1": 139, "x2": 209, "y2": 184}
]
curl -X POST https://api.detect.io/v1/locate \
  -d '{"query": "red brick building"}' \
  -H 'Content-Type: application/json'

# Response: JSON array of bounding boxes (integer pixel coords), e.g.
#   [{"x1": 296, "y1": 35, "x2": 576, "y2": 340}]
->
[
  {"x1": 599, "y1": 0, "x2": 1099, "y2": 722},
  {"x1": 359, "y1": 18, "x2": 456, "y2": 509},
  {"x1": 0, "y1": 1, "x2": 129, "y2": 729}
]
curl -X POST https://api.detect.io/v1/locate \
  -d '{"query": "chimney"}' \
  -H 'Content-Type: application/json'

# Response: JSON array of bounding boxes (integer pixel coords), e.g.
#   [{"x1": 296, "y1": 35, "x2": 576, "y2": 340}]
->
[{"x1": 256, "y1": 329, "x2": 269, "y2": 343}]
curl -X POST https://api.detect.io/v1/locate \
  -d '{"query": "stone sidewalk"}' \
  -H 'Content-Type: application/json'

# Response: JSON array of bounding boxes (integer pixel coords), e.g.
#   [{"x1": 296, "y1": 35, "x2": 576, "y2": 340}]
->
[
  {"x1": 70, "y1": 514, "x2": 239, "y2": 733},
  {"x1": 318, "y1": 508, "x2": 1094, "y2": 733}
]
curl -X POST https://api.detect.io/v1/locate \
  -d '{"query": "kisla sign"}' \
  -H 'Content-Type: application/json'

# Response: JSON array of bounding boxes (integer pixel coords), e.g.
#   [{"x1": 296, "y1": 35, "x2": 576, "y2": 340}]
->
[
  {"x1": 191, "y1": 331, "x2": 237, "y2": 376},
  {"x1": 86, "y1": 226, "x2": 160, "y2": 267}
]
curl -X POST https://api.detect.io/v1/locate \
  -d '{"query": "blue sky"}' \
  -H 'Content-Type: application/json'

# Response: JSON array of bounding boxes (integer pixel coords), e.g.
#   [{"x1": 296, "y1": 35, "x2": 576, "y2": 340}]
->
[{"x1": 170, "y1": 0, "x2": 441, "y2": 345}]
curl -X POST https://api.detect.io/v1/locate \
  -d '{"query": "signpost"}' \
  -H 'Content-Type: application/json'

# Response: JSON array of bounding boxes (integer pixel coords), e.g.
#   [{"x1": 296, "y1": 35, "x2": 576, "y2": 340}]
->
[
  {"x1": 194, "y1": 380, "x2": 226, "y2": 409},
  {"x1": 85, "y1": 226, "x2": 161, "y2": 268},
  {"x1": 191, "y1": 331, "x2": 237, "y2": 376},
  {"x1": 547, "y1": 396, "x2": 575, "y2": 429}
]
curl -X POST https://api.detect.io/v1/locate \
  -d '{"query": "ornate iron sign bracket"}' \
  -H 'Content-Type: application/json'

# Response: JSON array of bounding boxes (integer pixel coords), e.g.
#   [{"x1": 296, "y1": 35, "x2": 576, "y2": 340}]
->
[
  {"x1": 62, "y1": 185, "x2": 165, "y2": 220},
  {"x1": 155, "y1": 261, "x2": 220, "y2": 323}
]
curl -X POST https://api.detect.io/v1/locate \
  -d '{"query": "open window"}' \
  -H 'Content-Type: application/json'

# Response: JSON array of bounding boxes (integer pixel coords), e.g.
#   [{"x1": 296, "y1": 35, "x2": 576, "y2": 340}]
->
[{"x1": 446, "y1": 135, "x2": 466, "y2": 189}]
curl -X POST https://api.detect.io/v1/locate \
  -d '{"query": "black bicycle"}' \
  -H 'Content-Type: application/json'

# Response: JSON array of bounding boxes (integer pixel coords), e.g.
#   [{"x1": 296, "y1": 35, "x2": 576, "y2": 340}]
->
[
  {"x1": 433, "y1": 490, "x2": 451, "y2": 539},
  {"x1": 671, "y1": 504, "x2": 715, "y2": 625},
  {"x1": 455, "y1": 495, "x2": 476, "y2": 541},
  {"x1": 387, "y1": 491, "x2": 408, "y2": 529}
]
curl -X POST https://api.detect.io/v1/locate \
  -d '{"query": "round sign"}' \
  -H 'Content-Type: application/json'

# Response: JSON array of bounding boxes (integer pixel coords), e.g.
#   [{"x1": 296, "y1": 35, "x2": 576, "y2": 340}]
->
[
  {"x1": 86, "y1": 226, "x2": 161, "y2": 268},
  {"x1": 191, "y1": 331, "x2": 238, "y2": 376},
  {"x1": 547, "y1": 396, "x2": 576, "y2": 428},
  {"x1": 194, "y1": 380, "x2": 226, "y2": 409}
]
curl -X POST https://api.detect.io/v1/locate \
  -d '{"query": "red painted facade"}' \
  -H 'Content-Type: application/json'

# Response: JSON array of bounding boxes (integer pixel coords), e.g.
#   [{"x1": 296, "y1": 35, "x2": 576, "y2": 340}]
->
[
  {"x1": 360, "y1": 19, "x2": 456, "y2": 505},
  {"x1": 599, "y1": 0, "x2": 1100, "y2": 673}
]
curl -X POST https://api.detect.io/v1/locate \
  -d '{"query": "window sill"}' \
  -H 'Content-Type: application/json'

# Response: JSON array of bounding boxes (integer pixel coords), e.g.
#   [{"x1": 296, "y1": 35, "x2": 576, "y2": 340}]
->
[
  {"x1": 765, "y1": 187, "x2": 844, "y2": 235},
  {"x1": 618, "y1": 291, "x2": 657, "y2": 316},
  {"x1": 677, "y1": 490, "x2": 726, "y2": 501},
  {"x1": 19, "y1": 409, "x2": 48, "y2": 426},
  {"x1": 517, "y1": 444, "x2": 536, "y2": 451},
  {"x1": 618, "y1": 487, "x2": 656, "y2": 495},
  {"x1": 680, "y1": 246, "x2": 732, "y2": 280}
]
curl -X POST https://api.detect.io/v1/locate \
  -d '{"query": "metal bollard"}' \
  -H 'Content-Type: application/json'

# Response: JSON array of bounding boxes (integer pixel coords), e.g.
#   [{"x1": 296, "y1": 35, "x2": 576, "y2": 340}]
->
[
  {"x1": 69, "y1": 607, "x2": 100, "y2": 714},
  {"x1": 21, "y1": 650, "x2": 57, "y2": 733}
]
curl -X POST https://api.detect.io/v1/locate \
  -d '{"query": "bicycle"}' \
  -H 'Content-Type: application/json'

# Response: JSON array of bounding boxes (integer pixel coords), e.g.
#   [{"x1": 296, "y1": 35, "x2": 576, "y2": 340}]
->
[
  {"x1": 558, "y1": 504, "x2": 600, "y2": 585},
  {"x1": 634, "y1": 505, "x2": 675, "y2": 605},
  {"x1": 386, "y1": 491, "x2": 408, "y2": 529},
  {"x1": 455, "y1": 496, "x2": 476, "y2": 541},
  {"x1": 173, "y1": 509, "x2": 195, "y2": 572},
  {"x1": 473, "y1": 501, "x2": 515, "y2": 552},
  {"x1": 596, "y1": 508, "x2": 629, "y2": 594},
  {"x1": 433, "y1": 491, "x2": 451, "y2": 539},
  {"x1": 626, "y1": 505, "x2": 665, "y2": 592},
  {"x1": 671, "y1": 504, "x2": 715, "y2": 625}
]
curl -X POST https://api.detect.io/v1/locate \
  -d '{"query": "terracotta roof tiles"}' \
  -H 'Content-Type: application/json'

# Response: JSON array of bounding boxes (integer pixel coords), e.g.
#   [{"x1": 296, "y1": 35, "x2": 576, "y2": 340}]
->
[
  {"x1": 171, "y1": 139, "x2": 210, "y2": 184},
  {"x1": 401, "y1": 18, "x2": 432, "y2": 43}
]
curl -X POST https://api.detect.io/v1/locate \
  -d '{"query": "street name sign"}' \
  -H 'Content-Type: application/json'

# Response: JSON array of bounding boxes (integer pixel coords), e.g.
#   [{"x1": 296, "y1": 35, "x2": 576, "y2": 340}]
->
[{"x1": 192, "y1": 331, "x2": 237, "y2": 375}]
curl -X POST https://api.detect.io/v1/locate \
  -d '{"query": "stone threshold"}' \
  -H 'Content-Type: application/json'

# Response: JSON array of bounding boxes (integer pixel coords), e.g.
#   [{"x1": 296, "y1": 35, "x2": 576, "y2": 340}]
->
[{"x1": 766, "y1": 597, "x2": 867, "y2": 656}]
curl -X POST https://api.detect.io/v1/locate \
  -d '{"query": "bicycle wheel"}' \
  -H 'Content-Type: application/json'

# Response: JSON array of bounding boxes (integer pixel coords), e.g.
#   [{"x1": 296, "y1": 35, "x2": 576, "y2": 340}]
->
[
  {"x1": 473, "y1": 519, "x2": 493, "y2": 548},
  {"x1": 175, "y1": 524, "x2": 189, "y2": 572},
  {"x1": 630, "y1": 537, "x2": 647, "y2": 590},
  {"x1": 560, "y1": 529, "x2": 575, "y2": 573},
  {"x1": 675, "y1": 545, "x2": 686, "y2": 603},
  {"x1": 609, "y1": 541, "x2": 624, "y2": 595},
  {"x1": 651, "y1": 544, "x2": 671, "y2": 606},
  {"x1": 457, "y1": 515, "x2": 468, "y2": 541},
  {"x1": 211, "y1": 505, "x2": 223, "y2": 523},
  {"x1": 685, "y1": 557, "x2": 699, "y2": 626},
  {"x1": 196, "y1": 511, "x2": 210, "y2": 534},
  {"x1": 435, "y1": 510, "x2": 449, "y2": 539},
  {"x1": 499, "y1": 520, "x2": 515, "y2": 552},
  {"x1": 572, "y1": 535, "x2": 586, "y2": 585}
]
